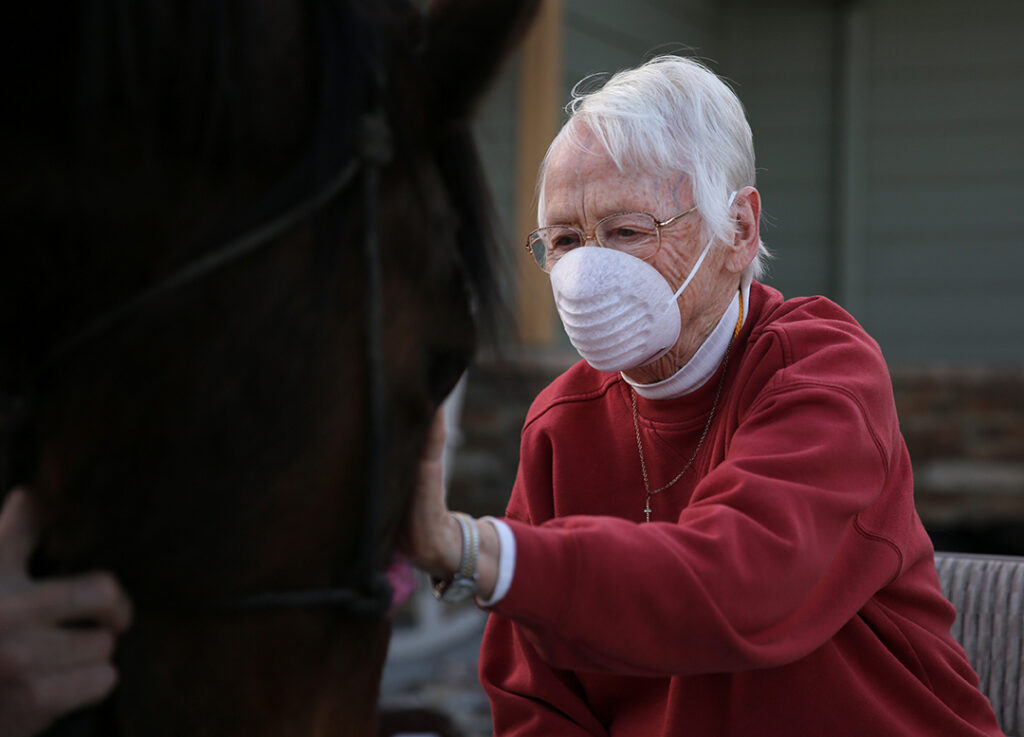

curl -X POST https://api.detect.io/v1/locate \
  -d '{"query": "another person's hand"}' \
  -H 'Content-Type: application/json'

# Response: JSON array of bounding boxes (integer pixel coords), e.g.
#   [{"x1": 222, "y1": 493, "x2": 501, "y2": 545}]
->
[{"x1": 0, "y1": 488, "x2": 132, "y2": 737}]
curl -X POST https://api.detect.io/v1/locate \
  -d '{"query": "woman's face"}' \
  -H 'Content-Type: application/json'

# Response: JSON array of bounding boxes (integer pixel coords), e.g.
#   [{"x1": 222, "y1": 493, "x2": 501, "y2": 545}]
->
[{"x1": 540, "y1": 130, "x2": 740, "y2": 379}]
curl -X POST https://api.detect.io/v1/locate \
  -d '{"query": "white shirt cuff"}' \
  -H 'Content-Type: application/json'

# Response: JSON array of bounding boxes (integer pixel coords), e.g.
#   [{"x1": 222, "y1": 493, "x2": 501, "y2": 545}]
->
[{"x1": 475, "y1": 516, "x2": 515, "y2": 606}]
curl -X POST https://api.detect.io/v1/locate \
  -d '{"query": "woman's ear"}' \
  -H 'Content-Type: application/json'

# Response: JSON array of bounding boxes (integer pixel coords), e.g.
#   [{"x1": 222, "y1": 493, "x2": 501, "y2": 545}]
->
[{"x1": 723, "y1": 186, "x2": 761, "y2": 275}]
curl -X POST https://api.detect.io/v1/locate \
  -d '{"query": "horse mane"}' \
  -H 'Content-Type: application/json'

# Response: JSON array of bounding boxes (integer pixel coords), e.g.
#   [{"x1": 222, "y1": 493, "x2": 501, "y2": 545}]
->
[
  {"x1": 0, "y1": 0, "x2": 506, "y2": 482},
  {"x1": 2, "y1": 1, "x2": 348, "y2": 373}
]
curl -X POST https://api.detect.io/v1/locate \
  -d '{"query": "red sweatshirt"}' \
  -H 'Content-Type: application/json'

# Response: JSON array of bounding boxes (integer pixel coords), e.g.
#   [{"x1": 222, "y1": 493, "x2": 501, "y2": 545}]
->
[{"x1": 480, "y1": 282, "x2": 1004, "y2": 737}]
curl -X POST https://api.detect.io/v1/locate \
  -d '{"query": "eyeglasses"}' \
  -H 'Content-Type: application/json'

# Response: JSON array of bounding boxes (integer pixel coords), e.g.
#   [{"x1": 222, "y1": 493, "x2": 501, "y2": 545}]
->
[{"x1": 525, "y1": 206, "x2": 698, "y2": 273}]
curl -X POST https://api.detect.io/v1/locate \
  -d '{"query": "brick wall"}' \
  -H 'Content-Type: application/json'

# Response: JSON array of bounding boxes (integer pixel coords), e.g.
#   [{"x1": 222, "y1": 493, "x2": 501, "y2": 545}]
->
[
  {"x1": 448, "y1": 356, "x2": 1024, "y2": 556},
  {"x1": 892, "y1": 365, "x2": 1024, "y2": 554}
]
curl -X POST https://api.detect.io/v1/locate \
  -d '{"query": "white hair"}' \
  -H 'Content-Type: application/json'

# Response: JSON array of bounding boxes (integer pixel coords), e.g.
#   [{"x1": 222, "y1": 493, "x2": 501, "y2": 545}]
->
[{"x1": 538, "y1": 55, "x2": 770, "y2": 280}]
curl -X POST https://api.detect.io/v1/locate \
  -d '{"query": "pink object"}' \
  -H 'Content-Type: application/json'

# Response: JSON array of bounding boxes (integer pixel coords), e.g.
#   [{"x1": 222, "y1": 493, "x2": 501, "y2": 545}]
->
[{"x1": 385, "y1": 554, "x2": 418, "y2": 613}]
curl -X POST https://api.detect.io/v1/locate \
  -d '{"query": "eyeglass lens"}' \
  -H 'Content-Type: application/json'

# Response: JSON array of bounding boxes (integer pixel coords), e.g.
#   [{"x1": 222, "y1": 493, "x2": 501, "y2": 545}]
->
[{"x1": 528, "y1": 212, "x2": 661, "y2": 272}]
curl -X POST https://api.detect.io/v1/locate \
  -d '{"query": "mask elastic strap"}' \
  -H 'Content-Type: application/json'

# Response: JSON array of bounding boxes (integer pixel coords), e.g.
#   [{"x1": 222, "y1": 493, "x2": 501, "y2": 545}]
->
[
  {"x1": 670, "y1": 237, "x2": 713, "y2": 301},
  {"x1": 669, "y1": 190, "x2": 738, "y2": 302}
]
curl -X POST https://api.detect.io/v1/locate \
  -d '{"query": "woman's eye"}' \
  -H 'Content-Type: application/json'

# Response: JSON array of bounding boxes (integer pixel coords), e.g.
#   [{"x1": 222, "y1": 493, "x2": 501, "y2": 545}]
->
[
  {"x1": 553, "y1": 234, "x2": 582, "y2": 249},
  {"x1": 607, "y1": 226, "x2": 652, "y2": 244}
]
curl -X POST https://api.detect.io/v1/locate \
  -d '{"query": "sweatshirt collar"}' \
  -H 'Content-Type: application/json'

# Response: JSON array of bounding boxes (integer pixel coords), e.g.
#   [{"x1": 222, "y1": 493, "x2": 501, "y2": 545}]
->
[{"x1": 622, "y1": 276, "x2": 752, "y2": 401}]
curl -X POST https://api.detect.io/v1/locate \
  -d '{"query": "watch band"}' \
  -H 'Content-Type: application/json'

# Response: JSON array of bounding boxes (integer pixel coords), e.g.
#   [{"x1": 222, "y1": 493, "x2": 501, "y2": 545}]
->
[{"x1": 432, "y1": 512, "x2": 480, "y2": 602}]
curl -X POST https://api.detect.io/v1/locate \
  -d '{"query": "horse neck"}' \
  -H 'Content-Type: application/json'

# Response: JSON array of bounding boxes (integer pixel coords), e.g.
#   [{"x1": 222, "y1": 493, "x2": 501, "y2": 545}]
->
[{"x1": 113, "y1": 612, "x2": 392, "y2": 737}]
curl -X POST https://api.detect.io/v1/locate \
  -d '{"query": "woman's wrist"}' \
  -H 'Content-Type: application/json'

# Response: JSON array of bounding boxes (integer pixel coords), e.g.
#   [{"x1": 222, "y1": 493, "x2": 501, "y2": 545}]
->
[
  {"x1": 475, "y1": 518, "x2": 500, "y2": 602},
  {"x1": 422, "y1": 512, "x2": 464, "y2": 578},
  {"x1": 425, "y1": 512, "x2": 500, "y2": 603}
]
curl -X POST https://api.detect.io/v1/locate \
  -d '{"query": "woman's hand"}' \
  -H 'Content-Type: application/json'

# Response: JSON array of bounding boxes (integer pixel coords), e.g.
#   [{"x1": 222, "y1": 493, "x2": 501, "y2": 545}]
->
[
  {"x1": 0, "y1": 489, "x2": 132, "y2": 737},
  {"x1": 399, "y1": 410, "x2": 463, "y2": 578},
  {"x1": 399, "y1": 409, "x2": 501, "y2": 602}
]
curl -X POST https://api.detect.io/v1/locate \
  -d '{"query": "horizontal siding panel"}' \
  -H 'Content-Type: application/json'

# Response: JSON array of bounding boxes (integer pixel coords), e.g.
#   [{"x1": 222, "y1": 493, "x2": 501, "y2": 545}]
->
[
  {"x1": 759, "y1": 197, "x2": 833, "y2": 299},
  {"x1": 722, "y1": 2, "x2": 837, "y2": 303},
  {"x1": 765, "y1": 275, "x2": 833, "y2": 303},
  {"x1": 867, "y1": 126, "x2": 1024, "y2": 181},
  {"x1": 756, "y1": 169, "x2": 831, "y2": 190},
  {"x1": 562, "y1": 43, "x2": 713, "y2": 104},
  {"x1": 563, "y1": 28, "x2": 646, "y2": 86},
  {"x1": 762, "y1": 245, "x2": 831, "y2": 300},
  {"x1": 743, "y1": 87, "x2": 833, "y2": 128},
  {"x1": 868, "y1": 77, "x2": 1024, "y2": 128},
  {"x1": 570, "y1": 0, "x2": 711, "y2": 38},
  {"x1": 873, "y1": 336, "x2": 1024, "y2": 364},
  {"x1": 725, "y1": 9, "x2": 835, "y2": 84},
  {"x1": 565, "y1": 0, "x2": 713, "y2": 81},
  {"x1": 760, "y1": 190, "x2": 833, "y2": 232},
  {"x1": 755, "y1": 134, "x2": 833, "y2": 186},
  {"x1": 870, "y1": 25, "x2": 1024, "y2": 76},
  {"x1": 870, "y1": 0, "x2": 1024, "y2": 28},
  {"x1": 763, "y1": 236, "x2": 831, "y2": 267},
  {"x1": 863, "y1": 293, "x2": 1024, "y2": 363},
  {"x1": 720, "y1": 0, "x2": 1024, "y2": 364},
  {"x1": 864, "y1": 187, "x2": 1024, "y2": 231},
  {"x1": 759, "y1": 223, "x2": 832, "y2": 256},
  {"x1": 473, "y1": 66, "x2": 520, "y2": 245},
  {"x1": 868, "y1": 243, "x2": 1022, "y2": 291},
  {"x1": 869, "y1": 0, "x2": 1024, "y2": 78},
  {"x1": 757, "y1": 189, "x2": 832, "y2": 231}
]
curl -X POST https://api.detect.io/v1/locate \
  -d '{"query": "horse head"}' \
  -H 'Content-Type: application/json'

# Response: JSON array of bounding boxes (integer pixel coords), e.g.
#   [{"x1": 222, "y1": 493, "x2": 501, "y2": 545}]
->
[{"x1": 0, "y1": 1, "x2": 539, "y2": 735}]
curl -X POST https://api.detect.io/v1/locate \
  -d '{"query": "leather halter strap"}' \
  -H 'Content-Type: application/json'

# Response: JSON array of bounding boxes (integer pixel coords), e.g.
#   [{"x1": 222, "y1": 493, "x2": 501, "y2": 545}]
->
[
  {"x1": 217, "y1": 110, "x2": 394, "y2": 618},
  {"x1": 3, "y1": 110, "x2": 397, "y2": 620}
]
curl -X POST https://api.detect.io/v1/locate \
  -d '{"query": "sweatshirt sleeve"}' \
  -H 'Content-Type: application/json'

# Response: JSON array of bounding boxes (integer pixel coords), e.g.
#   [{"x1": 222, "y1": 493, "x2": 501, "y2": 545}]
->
[
  {"x1": 480, "y1": 611, "x2": 611, "y2": 737},
  {"x1": 479, "y1": 434, "x2": 611, "y2": 737},
  {"x1": 486, "y1": 375, "x2": 905, "y2": 679}
]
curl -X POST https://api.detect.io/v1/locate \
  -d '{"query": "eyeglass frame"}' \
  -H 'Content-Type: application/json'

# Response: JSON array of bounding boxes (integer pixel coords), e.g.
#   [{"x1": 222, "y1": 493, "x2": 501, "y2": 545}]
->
[{"x1": 525, "y1": 205, "x2": 699, "y2": 272}]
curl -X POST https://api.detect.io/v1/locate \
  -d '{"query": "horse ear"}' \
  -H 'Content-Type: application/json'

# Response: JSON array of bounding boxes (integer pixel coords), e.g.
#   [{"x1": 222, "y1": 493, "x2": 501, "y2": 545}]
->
[{"x1": 421, "y1": 0, "x2": 541, "y2": 119}]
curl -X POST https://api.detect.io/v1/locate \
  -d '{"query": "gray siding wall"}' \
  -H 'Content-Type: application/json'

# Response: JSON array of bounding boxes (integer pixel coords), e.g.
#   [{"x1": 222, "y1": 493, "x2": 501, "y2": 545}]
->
[
  {"x1": 723, "y1": 0, "x2": 1024, "y2": 364},
  {"x1": 563, "y1": 0, "x2": 717, "y2": 100},
  {"x1": 473, "y1": 59, "x2": 522, "y2": 264},
  {"x1": 863, "y1": 0, "x2": 1024, "y2": 363},
  {"x1": 720, "y1": 5, "x2": 837, "y2": 303},
  {"x1": 476, "y1": 0, "x2": 1024, "y2": 364}
]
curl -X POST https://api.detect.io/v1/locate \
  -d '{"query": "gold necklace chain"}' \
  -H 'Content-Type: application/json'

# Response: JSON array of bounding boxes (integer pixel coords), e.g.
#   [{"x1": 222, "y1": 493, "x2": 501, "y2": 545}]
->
[{"x1": 632, "y1": 292, "x2": 743, "y2": 523}]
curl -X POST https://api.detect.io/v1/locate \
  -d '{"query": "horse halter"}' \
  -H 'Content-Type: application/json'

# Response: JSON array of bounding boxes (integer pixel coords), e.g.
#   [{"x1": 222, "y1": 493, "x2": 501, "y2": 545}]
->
[
  {"x1": 3, "y1": 110, "x2": 398, "y2": 620},
  {"x1": 213, "y1": 110, "x2": 396, "y2": 618}
]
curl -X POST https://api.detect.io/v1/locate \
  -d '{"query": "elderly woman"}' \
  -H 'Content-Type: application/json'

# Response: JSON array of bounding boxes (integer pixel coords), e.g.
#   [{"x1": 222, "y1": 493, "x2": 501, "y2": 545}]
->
[{"x1": 404, "y1": 56, "x2": 1004, "y2": 736}]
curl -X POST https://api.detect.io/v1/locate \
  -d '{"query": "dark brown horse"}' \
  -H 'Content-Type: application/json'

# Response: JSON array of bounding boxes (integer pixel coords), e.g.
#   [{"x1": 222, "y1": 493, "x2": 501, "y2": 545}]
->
[{"x1": 0, "y1": 1, "x2": 537, "y2": 735}]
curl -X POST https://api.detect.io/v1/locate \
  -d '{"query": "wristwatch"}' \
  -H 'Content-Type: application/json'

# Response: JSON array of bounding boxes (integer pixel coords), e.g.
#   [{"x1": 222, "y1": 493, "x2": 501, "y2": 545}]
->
[{"x1": 432, "y1": 512, "x2": 480, "y2": 602}]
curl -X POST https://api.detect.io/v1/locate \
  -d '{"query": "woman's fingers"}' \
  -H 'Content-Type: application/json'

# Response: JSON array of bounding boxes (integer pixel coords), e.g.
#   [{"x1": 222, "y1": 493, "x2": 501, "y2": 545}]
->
[
  {"x1": 399, "y1": 409, "x2": 461, "y2": 575},
  {"x1": 424, "y1": 408, "x2": 447, "y2": 465}
]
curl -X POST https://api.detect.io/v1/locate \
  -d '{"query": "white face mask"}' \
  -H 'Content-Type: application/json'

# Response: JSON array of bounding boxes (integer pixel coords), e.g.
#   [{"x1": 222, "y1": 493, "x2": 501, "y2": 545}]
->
[{"x1": 550, "y1": 236, "x2": 714, "y2": 373}]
